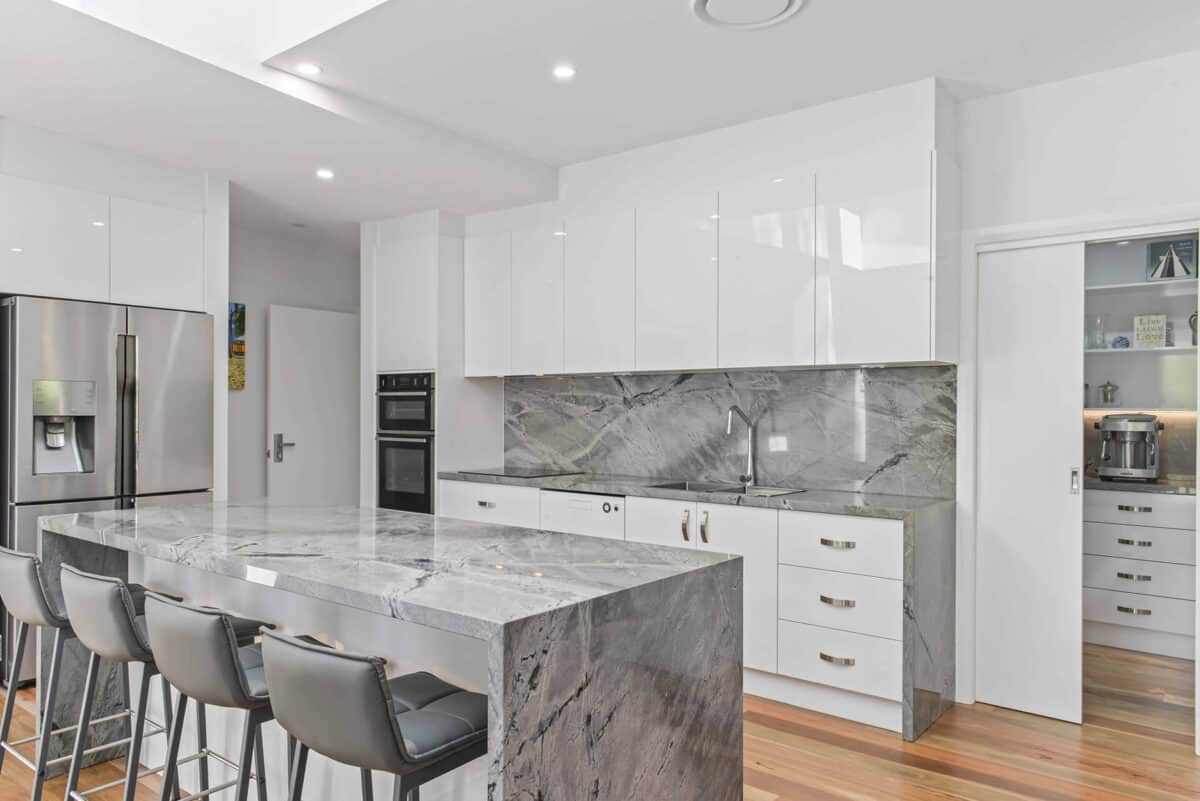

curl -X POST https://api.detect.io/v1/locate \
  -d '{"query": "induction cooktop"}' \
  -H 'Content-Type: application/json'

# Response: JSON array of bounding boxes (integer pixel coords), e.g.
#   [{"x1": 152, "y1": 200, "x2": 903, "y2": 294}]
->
[{"x1": 458, "y1": 467, "x2": 583, "y2": 479}]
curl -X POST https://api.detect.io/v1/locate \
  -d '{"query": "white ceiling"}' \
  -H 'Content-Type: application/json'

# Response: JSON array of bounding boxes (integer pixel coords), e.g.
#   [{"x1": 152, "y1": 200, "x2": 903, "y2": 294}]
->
[
  {"x1": 5, "y1": 0, "x2": 1200, "y2": 238},
  {"x1": 271, "y1": 0, "x2": 1200, "y2": 165}
]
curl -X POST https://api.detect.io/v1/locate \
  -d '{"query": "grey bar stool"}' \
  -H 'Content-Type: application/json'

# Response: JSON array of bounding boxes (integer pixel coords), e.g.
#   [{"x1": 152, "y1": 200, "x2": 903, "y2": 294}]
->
[
  {"x1": 59, "y1": 565, "x2": 183, "y2": 801},
  {"x1": 144, "y1": 593, "x2": 277, "y2": 801},
  {"x1": 0, "y1": 547, "x2": 74, "y2": 801},
  {"x1": 260, "y1": 630, "x2": 487, "y2": 801}
]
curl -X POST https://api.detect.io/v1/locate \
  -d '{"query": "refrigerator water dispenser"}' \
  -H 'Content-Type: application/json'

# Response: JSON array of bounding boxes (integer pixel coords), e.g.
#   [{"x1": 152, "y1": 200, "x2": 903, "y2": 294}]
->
[{"x1": 31, "y1": 379, "x2": 96, "y2": 474}]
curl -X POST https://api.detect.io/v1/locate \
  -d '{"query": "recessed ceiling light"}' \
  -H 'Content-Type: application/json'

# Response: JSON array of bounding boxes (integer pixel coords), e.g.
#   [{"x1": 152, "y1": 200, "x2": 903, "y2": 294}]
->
[
  {"x1": 296, "y1": 62, "x2": 322, "y2": 77},
  {"x1": 10, "y1": 247, "x2": 23, "y2": 253},
  {"x1": 92, "y1": 220, "x2": 105, "y2": 227},
  {"x1": 553, "y1": 230, "x2": 567, "y2": 237},
  {"x1": 1116, "y1": 240, "x2": 1132, "y2": 246},
  {"x1": 692, "y1": 0, "x2": 807, "y2": 31},
  {"x1": 772, "y1": 177, "x2": 785, "y2": 183},
  {"x1": 552, "y1": 63, "x2": 576, "y2": 81},
  {"x1": 315, "y1": 168, "x2": 335, "y2": 181}
]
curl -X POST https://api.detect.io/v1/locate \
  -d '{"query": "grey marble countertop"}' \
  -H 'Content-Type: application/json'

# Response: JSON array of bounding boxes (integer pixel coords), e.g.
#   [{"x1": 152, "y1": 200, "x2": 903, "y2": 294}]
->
[
  {"x1": 38, "y1": 502, "x2": 736, "y2": 639},
  {"x1": 440, "y1": 470, "x2": 953, "y2": 521},
  {"x1": 1085, "y1": 477, "x2": 1197, "y2": 496}
]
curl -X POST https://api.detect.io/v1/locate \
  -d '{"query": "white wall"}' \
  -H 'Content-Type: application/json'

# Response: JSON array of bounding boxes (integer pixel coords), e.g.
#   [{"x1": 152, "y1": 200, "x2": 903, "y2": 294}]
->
[{"x1": 227, "y1": 224, "x2": 359, "y2": 502}]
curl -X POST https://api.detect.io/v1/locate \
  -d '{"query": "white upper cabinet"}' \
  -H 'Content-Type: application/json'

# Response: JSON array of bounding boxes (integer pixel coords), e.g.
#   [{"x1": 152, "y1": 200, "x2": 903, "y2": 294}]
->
[
  {"x1": 815, "y1": 150, "x2": 933, "y2": 365},
  {"x1": 0, "y1": 174, "x2": 110, "y2": 302},
  {"x1": 464, "y1": 232, "x2": 511, "y2": 376},
  {"x1": 564, "y1": 209, "x2": 636, "y2": 373},
  {"x1": 510, "y1": 224, "x2": 565, "y2": 375},
  {"x1": 374, "y1": 229, "x2": 438, "y2": 371},
  {"x1": 110, "y1": 197, "x2": 205, "y2": 311},
  {"x1": 635, "y1": 193, "x2": 719, "y2": 371},
  {"x1": 718, "y1": 171, "x2": 816, "y2": 368}
]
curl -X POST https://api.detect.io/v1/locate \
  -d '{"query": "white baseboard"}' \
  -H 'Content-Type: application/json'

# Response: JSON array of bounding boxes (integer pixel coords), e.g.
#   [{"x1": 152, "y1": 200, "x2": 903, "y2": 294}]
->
[
  {"x1": 1084, "y1": 621, "x2": 1196, "y2": 660},
  {"x1": 743, "y1": 669, "x2": 902, "y2": 733}
]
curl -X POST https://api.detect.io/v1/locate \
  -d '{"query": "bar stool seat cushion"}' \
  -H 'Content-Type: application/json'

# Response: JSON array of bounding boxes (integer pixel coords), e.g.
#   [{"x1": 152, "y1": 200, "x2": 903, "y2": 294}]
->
[
  {"x1": 238, "y1": 644, "x2": 270, "y2": 699},
  {"x1": 0, "y1": 547, "x2": 69, "y2": 629},
  {"x1": 387, "y1": 673, "x2": 487, "y2": 762}
]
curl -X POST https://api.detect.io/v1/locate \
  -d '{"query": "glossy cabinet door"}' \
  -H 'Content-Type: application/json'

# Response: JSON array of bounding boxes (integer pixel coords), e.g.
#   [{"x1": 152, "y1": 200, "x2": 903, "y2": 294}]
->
[
  {"x1": 110, "y1": 197, "x2": 205, "y2": 311},
  {"x1": 976, "y1": 242, "x2": 1085, "y2": 724},
  {"x1": 624, "y1": 496, "x2": 697, "y2": 548},
  {"x1": 564, "y1": 210, "x2": 636, "y2": 373},
  {"x1": 718, "y1": 172, "x2": 816, "y2": 368},
  {"x1": 635, "y1": 193, "x2": 719, "y2": 371},
  {"x1": 510, "y1": 224, "x2": 565, "y2": 375},
  {"x1": 0, "y1": 174, "x2": 110, "y2": 302},
  {"x1": 815, "y1": 150, "x2": 932, "y2": 365},
  {"x1": 375, "y1": 228, "x2": 437, "y2": 371},
  {"x1": 464, "y1": 232, "x2": 511, "y2": 376},
  {"x1": 697, "y1": 503, "x2": 779, "y2": 672}
]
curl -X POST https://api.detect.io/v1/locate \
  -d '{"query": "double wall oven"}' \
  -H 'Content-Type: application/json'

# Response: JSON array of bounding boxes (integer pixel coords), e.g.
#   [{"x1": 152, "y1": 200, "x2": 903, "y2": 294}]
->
[{"x1": 376, "y1": 372, "x2": 434, "y2": 513}]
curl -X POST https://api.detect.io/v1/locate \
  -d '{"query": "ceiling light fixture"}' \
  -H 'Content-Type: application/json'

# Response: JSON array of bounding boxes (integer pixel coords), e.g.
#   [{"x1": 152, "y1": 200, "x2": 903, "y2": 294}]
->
[
  {"x1": 10, "y1": 247, "x2": 23, "y2": 254},
  {"x1": 692, "y1": 0, "x2": 807, "y2": 31},
  {"x1": 552, "y1": 63, "x2": 576, "y2": 81},
  {"x1": 1116, "y1": 240, "x2": 1132, "y2": 246},
  {"x1": 92, "y1": 220, "x2": 106, "y2": 227},
  {"x1": 296, "y1": 62, "x2": 322, "y2": 77},
  {"x1": 315, "y1": 168, "x2": 335, "y2": 181}
]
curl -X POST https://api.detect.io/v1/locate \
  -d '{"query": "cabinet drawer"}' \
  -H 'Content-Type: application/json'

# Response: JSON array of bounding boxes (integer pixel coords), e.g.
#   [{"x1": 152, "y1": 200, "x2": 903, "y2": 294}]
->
[
  {"x1": 778, "y1": 621, "x2": 901, "y2": 701},
  {"x1": 437, "y1": 481, "x2": 540, "y2": 528},
  {"x1": 1084, "y1": 522, "x2": 1195, "y2": 565},
  {"x1": 1083, "y1": 555, "x2": 1194, "y2": 601},
  {"x1": 1083, "y1": 588, "x2": 1194, "y2": 636},
  {"x1": 1084, "y1": 490, "x2": 1195, "y2": 530},
  {"x1": 779, "y1": 511, "x2": 902, "y2": 579},
  {"x1": 779, "y1": 565, "x2": 902, "y2": 640}
]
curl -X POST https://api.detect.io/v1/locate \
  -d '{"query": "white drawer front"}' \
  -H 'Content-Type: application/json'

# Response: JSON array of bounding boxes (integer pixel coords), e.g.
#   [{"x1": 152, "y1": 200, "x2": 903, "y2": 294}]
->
[
  {"x1": 1083, "y1": 555, "x2": 1195, "y2": 601},
  {"x1": 1083, "y1": 522, "x2": 1195, "y2": 565},
  {"x1": 778, "y1": 621, "x2": 902, "y2": 701},
  {"x1": 779, "y1": 566, "x2": 903, "y2": 640},
  {"x1": 437, "y1": 480, "x2": 541, "y2": 528},
  {"x1": 779, "y1": 511, "x2": 903, "y2": 579},
  {"x1": 1084, "y1": 490, "x2": 1196, "y2": 530},
  {"x1": 1083, "y1": 588, "x2": 1195, "y2": 636}
]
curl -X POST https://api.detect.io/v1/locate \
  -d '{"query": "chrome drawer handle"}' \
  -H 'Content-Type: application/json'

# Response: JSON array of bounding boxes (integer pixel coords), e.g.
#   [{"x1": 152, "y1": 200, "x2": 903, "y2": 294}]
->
[
  {"x1": 681, "y1": 509, "x2": 690, "y2": 542},
  {"x1": 819, "y1": 538, "x2": 856, "y2": 550},
  {"x1": 1117, "y1": 504, "x2": 1152, "y2": 513},
  {"x1": 819, "y1": 652, "x2": 856, "y2": 667},
  {"x1": 1116, "y1": 572, "x2": 1151, "y2": 582},
  {"x1": 1116, "y1": 538, "x2": 1153, "y2": 547},
  {"x1": 699, "y1": 510, "x2": 709, "y2": 544},
  {"x1": 476, "y1": 500, "x2": 496, "y2": 509},
  {"x1": 1116, "y1": 605, "x2": 1152, "y2": 616},
  {"x1": 819, "y1": 595, "x2": 856, "y2": 608}
]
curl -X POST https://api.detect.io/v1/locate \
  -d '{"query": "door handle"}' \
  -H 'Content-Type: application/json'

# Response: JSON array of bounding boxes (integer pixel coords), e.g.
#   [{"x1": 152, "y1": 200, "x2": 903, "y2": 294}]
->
[
  {"x1": 681, "y1": 509, "x2": 690, "y2": 542},
  {"x1": 1070, "y1": 467, "x2": 1080, "y2": 494},
  {"x1": 272, "y1": 433, "x2": 296, "y2": 463},
  {"x1": 699, "y1": 510, "x2": 709, "y2": 544}
]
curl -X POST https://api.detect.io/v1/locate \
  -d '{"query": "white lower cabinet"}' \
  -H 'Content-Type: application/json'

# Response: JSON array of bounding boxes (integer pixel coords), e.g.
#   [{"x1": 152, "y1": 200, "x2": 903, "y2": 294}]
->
[
  {"x1": 779, "y1": 565, "x2": 903, "y2": 641},
  {"x1": 778, "y1": 620, "x2": 902, "y2": 701},
  {"x1": 437, "y1": 480, "x2": 540, "y2": 528},
  {"x1": 624, "y1": 496, "x2": 698, "y2": 548}
]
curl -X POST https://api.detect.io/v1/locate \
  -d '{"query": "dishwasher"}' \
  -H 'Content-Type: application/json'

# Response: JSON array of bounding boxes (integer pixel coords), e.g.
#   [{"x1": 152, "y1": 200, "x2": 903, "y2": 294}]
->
[{"x1": 539, "y1": 490, "x2": 626, "y2": 540}]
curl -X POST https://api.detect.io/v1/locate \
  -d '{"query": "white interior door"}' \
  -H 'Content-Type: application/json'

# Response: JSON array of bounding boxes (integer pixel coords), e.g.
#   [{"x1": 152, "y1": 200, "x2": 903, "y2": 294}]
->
[
  {"x1": 267, "y1": 305, "x2": 359, "y2": 506},
  {"x1": 976, "y1": 242, "x2": 1085, "y2": 723}
]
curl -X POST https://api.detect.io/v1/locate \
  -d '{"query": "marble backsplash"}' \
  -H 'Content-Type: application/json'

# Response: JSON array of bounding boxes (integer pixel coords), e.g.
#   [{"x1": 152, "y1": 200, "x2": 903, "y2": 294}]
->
[
  {"x1": 1084, "y1": 410, "x2": 1197, "y2": 481},
  {"x1": 504, "y1": 366, "x2": 957, "y2": 498}
]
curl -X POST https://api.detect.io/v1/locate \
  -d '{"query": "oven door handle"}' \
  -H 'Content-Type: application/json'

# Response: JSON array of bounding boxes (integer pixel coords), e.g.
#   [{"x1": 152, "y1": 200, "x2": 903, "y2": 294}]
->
[
  {"x1": 377, "y1": 436, "x2": 432, "y2": 444},
  {"x1": 378, "y1": 391, "x2": 432, "y2": 397}
]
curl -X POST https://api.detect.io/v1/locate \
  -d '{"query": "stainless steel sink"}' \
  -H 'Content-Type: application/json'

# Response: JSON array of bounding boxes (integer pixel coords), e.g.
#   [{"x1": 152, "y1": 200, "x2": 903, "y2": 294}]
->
[{"x1": 651, "y1": 481, "x2": 806, "y2": 497}]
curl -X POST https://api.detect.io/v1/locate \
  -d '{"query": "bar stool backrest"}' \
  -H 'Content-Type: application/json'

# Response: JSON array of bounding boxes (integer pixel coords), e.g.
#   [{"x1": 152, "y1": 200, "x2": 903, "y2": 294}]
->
[
  {"x1": 144, "y1": 593, "x2": 259, "y2": 709},
  {"x1": 260, "y1": 630, "x2": 409, "y2": 773},
  {"x1": 60, "y1": 565, "x2": 152, "y2": 662},
  {"x1": 0, "y1": 547, "x2": 67, "y2": 629}
]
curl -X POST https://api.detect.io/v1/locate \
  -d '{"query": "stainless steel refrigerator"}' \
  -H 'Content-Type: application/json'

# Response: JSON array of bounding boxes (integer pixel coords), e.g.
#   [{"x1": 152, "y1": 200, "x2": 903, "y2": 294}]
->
[{"x1": 0, "y1": 296, "x2": 213, "y2": 685}]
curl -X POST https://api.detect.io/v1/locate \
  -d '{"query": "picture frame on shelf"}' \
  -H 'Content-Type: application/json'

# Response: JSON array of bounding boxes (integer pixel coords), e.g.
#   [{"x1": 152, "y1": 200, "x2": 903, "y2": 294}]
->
[
  {"x1": 1133, "y1": 314, "x2": 1167, "y2": 349},
  {"x1": 1147, "y1": 237, "x2": 1197, "y2": 280}
]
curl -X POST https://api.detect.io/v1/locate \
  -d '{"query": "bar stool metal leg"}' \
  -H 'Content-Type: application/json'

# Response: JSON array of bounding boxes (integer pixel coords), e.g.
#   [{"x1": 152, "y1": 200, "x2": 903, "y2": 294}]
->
[
  {"x1": 121, "y1": 665, "x2": 153, "y2": 801},
  {"x1": 195, "y1": 701, "x2": 210, "y2": 793},
  {"x1": 63, "y1": 648, "x2": 101, "y2": 801},
  {"x1": 160, "y1": 677, "x2": 182, "y2": 801},
  {"x1": 158, "y1": 693, "x2": 188, "y2": 801},
  {"x1": 287, "y1": 743, "x2": 308, "y2": 801},
  {"x1": 233, "y1": 708, "x2": 270, "y2": 801},
  {"x1": 30, "y1": 627, "x2": 66, "y2": 801},
  {"x1": 253, "y1": 724, "x2": 268, "y2": 801},
  {"x1": 0, "y1": 620, "x2": 28, "y2": 776}
]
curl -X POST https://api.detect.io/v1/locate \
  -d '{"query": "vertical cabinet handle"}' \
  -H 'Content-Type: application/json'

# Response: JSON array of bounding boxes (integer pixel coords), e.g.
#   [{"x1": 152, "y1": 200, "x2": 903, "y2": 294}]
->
[
  {"x1": 699, "y1": 511, "x2": 709, "y2": 544},
  {"x1": 681, "y1": 509, "x2": 690, "y2": 542},
  {"x1": 1070, "y1": 467, "x2": 1080, "y2": 494}
]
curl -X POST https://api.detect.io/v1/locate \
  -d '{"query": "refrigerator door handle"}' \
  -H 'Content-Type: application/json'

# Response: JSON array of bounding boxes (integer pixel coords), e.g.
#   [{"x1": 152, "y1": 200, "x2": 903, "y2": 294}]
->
[{"x1": 116, "y1": 333, "x2": 138, "y2": 498}]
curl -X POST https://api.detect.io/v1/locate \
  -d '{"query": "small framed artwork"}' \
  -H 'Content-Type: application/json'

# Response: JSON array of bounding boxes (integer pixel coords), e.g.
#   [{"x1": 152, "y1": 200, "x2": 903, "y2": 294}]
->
[
  {"x1": 1147, "y1": 238, "x2": 1197, "y2": 280},
  {"x1": 1133, "y1": 314, "x2": 1167, "y2": 349},
  {"x1": 228, "y1": 302, "x2": 246, "y2": 390}
]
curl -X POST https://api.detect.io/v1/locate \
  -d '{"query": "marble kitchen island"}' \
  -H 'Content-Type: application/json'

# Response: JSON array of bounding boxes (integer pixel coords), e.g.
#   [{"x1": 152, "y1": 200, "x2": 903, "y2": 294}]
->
[{"x1": 37, "y1": 502, "x2": 744, "y2": 801}]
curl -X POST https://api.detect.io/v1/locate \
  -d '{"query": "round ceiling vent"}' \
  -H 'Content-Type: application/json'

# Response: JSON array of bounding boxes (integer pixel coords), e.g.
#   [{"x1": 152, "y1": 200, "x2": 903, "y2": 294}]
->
[{"x1": 691, "y1": 0, "x2": 807, "y2": 31}]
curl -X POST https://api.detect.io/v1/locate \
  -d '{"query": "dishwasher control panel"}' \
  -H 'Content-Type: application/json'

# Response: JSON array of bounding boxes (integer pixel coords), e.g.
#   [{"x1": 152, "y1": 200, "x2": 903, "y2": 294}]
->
[{"x1": 539, "y1": 490, "x2": 626, "y2": 540}]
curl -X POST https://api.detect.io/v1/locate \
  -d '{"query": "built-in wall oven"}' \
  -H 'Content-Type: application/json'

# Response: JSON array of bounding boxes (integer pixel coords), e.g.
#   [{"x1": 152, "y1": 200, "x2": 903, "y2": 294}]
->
[{"x1": 376, "y1": 373, "x2": 434, "y2": 514}]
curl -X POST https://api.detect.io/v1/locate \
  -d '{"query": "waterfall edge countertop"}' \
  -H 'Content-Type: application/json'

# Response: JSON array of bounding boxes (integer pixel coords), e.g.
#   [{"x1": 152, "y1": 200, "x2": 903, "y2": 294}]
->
[
  {"x1": 37, "y1": 501, "x2": 738, "y2": 640},
  {"x1": 440, "y1": 470, "x2": 953, "y2": 520}
]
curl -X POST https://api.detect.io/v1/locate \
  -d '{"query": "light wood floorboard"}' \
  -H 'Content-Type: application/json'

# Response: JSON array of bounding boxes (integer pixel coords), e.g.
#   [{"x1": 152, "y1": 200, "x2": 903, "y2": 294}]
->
[{"x1": 0, "y1": 644, "x2": 1193, "y2": 800}]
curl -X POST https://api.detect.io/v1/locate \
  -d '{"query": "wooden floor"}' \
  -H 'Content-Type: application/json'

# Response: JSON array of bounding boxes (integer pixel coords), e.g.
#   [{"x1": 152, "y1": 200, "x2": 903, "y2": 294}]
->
[{"x1": 0, "y1": 644, "x2": 1194, "y2": 800}]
